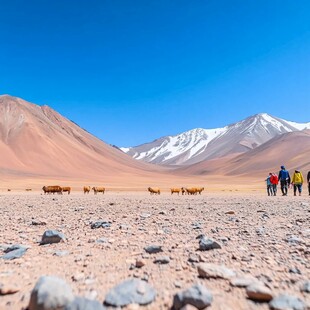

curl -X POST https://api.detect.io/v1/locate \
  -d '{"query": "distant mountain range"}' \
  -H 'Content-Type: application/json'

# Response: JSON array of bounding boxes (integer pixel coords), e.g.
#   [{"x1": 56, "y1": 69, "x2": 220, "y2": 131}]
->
[
  {"x1": 1, "y1": 95, "x2": 309, "y2": 186},
  {"x1": 121, "y1": 113, "x2": 310, "y2": 166}
]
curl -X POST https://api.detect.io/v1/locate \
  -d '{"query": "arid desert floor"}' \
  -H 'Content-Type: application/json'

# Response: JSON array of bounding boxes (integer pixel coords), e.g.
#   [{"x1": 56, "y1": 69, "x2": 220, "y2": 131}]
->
[{"x1": 0, "y1": 191, "x2": 309, "y2": 309}]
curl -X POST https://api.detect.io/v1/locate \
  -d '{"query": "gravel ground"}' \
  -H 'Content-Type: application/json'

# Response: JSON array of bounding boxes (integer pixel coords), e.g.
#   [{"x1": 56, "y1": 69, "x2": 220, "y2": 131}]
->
[{"x1": 0, "y1": 192, "x2": 309, "y2": 309}]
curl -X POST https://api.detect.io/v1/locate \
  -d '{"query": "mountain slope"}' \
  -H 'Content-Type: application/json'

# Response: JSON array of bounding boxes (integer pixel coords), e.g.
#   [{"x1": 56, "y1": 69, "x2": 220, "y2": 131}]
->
[
  {"x1": 177, "y1": 129, "x2": 310, "y2": 177},
  {"x1": 121, "y1": 113, "x2": 310, "y2": 166},
  {"x1": 0, "y1": 95, "x2": 167, "y2": 183}
]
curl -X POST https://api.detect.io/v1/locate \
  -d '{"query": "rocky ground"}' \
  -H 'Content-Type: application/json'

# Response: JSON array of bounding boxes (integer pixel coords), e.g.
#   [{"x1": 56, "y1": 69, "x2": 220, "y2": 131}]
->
[{"x1": 0, "y1": 191, "x2": 309, "y2": 309}]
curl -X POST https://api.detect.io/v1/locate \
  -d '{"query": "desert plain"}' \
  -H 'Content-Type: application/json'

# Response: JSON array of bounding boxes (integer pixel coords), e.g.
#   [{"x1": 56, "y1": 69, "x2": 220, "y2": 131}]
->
[{"x1": 0, "y1": 189, "x2": 309, "y2": 310}]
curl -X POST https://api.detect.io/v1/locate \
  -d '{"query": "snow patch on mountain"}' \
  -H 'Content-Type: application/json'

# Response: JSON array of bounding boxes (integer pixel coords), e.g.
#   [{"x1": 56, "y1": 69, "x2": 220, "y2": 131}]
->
[{"x1": 285, "y1": 120, "x2": 310, "y2": 130}]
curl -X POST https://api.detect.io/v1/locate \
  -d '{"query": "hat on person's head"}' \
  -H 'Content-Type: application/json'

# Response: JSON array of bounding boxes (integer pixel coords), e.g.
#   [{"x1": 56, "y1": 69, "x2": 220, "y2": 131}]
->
[{"x1": 281, "y1": 165, "x2": 285, "y2": 169}]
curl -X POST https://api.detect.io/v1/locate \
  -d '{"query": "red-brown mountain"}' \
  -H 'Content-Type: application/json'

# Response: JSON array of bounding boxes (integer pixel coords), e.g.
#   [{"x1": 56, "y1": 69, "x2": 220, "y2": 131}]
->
[{"x1": 0, "y1": 95, "x2": 168, "y2": 186}]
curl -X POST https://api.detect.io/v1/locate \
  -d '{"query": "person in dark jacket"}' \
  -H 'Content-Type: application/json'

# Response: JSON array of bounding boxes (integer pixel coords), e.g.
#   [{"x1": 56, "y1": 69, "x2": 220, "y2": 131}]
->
[
  {"x1": 278, "y1": 165, "x2": 291, "y2": 196},
  {"x1": 307, "y1": 171, "x2": 310, "y2": 196}
]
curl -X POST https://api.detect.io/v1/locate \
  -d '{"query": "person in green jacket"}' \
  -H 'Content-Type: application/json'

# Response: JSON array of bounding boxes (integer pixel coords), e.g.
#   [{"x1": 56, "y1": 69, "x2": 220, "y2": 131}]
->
[{"x1": 291, "y1": 170, "x2": 304, "y2": 196}]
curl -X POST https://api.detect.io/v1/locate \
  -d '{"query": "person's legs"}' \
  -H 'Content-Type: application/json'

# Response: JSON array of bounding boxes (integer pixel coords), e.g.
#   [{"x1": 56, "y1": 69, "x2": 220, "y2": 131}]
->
[
  {"x1": 270, "y1": 185, "x2": 274, "y2": 196},
  {"x1": 267, "y1": 185, "x2": 271, "y2": 196},
  {"x1": 284, "y1": 181, "x2": 288, "y2": 195},
  {"x1": 308, "y1": 183, "x2": 310, "y2": 196},
  {"x1": 273, "y1": 184, "x2": 277, "y2": 196},
  {"x1": 293, "y1": 185, "x2": 297, "y2": 196},
  {"x1": 280, "y1": 181, "x2": 285, "y2": 195},
  {"x1": 298, "y1": 184, "x2": 302, "y2": 196}
]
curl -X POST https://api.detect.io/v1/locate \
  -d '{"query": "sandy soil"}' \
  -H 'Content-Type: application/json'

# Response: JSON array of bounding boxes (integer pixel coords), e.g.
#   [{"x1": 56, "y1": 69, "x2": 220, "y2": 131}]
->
[{"x1": 0, "y1": 191, "x2": 309, "y2": 309}]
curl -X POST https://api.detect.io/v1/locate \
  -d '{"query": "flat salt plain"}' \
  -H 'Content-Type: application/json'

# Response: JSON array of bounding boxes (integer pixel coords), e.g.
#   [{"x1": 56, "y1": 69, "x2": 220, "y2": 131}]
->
[{"x1": 0, "y1": 191, "x2": 309, "y2": 309}]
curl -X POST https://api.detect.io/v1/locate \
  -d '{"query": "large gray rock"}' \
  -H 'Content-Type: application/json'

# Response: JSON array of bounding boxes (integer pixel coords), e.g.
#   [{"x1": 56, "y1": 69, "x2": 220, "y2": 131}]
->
[
  {"x1": 104, "y1": 279, "x2": 156, "y2": 307},
  {"x1": 65, "y1": 297, "x2": 106, "y2": 310},
  {"x1": 172, "y1": 284, "x2": 213, "y2": 310},
  {"x1": 269, "y1": 294, "x2": 306, "y2": 310},
  {"x1": 198, "y1": 236, "x2": 221, "y2": 251},
  {"x1": 197, "y1": 263, "x2": 236, "y2": 279},
  {"x1": 1, "y1": 244, "x2": 28, "y2": 260},
  {"x1": 3, "y1": 244, "x2": 27, "y2": 253},
  {"x1": 40, "y1": 230, "x2": 66, "y2": 245},
  {"x1": 28, "y1": 276, "x2": 74, "y2": 310}
]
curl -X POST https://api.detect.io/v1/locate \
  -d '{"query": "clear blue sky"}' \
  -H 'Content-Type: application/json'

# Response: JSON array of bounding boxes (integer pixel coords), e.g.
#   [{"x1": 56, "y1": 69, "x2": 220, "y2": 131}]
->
[{"x1": 1, "y1": 0, "x2": 310, "y2": 146}]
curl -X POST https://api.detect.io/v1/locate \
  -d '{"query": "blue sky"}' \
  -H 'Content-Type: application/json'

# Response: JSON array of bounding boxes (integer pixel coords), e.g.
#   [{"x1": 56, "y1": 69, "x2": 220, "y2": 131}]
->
[{"x1": 1, "y1": 0, "x2": 310, "y2": 146}]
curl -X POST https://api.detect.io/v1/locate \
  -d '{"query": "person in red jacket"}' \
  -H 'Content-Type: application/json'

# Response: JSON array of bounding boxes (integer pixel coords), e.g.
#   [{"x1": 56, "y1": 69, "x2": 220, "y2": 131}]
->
[{"x1": 270, "y1": 173, "x2": 279, "y2": 196}]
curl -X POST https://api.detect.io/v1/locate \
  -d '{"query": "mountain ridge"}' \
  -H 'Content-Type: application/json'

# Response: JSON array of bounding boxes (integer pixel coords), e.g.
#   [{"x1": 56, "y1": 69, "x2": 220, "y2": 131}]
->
[{"x1": 121, "y1": 113, "x2": 310, "y2": 166}]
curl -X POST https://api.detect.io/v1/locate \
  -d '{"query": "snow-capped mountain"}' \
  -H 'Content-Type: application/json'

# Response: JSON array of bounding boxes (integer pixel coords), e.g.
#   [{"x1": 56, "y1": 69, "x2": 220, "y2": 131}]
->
[{"x1": 121, "y1": 113, "x2": 310, "y2": 166}]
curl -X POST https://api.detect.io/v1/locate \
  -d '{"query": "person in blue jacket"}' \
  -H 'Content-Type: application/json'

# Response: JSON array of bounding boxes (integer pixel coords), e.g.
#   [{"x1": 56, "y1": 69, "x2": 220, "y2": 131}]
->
[
  {"x1": 265, "y1": 173, "x2": 273, "y2": 196},
  {"x1": 278, "y1": 165, "x2": 291, "y2": 196}
]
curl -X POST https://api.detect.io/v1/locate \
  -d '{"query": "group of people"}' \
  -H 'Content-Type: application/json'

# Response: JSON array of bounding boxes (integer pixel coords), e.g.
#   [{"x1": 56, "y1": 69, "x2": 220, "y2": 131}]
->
[{"x1": 266, "y1": 166, "x2": 310, "y2": 196}]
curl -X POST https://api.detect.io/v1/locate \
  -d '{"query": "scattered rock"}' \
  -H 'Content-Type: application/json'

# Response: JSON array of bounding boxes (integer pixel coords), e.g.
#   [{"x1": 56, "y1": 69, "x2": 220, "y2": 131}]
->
[
  {"x1": 225, "y1": 211, "x2": 235, "y2": 215},
  {"x1": 300, "y1": 281, "x2": 310, "y2": 293},
  {"x1": 197, "y1": 263, "x2": 236, "y2": 279},
  {"x1": 28, "y1": 276, "x2": 74, "y2": 310},
  {"x1": 256, "y1": 227, "x2": 265, "y2": 236},
  {"x1": 192, "y1": 222, "x2": 202, "y2": 229},
  {"x1": 198, "y1": 236, "x2": 221, "y2": 251},
  {"x1": 230, "y1": 276, "x2": 257, "y2": 287},
  {"x1": 286, "y1": 236, "x2": 303, "y2": 245},
  {"x1": 3, "y1": 244, "x2": 28, "y2": 253},
  {"x1": 144, "y1": 245, "x2": 163, "y2": 254},
  {"x1": 96, "y1": 238, "x2": 108, "y2": 244},
  {"x1": 90, "y1": 221, "x2": 111, "y2": 229},
  {"x1": 40, "y1": 230, "x2": 66, "y2": 245},
  {"x1": 1, "y1": 244, "x2": 28, "y2": 260},
  {"x1": 31, "y1": 220, "x2": 47, "y2": 226},
  {"x1": 246, "y1": 282, "x2": 273, "y2": 302},
  {"x1": 140, "y1": 213, "x2": 151, "y2": 219},
  {"x1": 289, "y1": 267, "x2": 301, "y2": 274},
  {"x1": 269, "y1": 294, "x2": 306, "y2": 310},
  {"x1": 188, "y1": 254, "x2": 200, "y2": 263},
  {"x1": 0, "y1": 284, "x2": 19, "y2": 295},
  {"x1": 172, "y1": 284, "x2": 213, "y2": 310},
  {"x1": 135, "y1": 259, "x2": 146, "y2": 268},
  {"x1": 104, "y1": 279, "x2": 156, "y2": 307},
  {"x1": 174, "y1": 281, "x2": 182, "y2": 288},
  {"x1": 153, "y1": 256, "x2": 170, "y2": 264}
]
